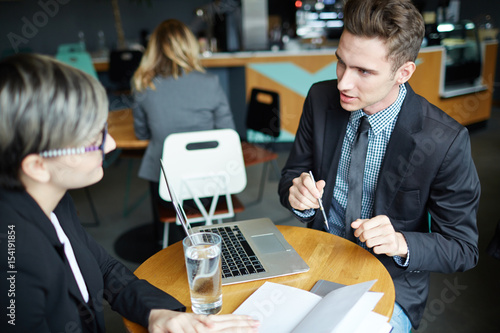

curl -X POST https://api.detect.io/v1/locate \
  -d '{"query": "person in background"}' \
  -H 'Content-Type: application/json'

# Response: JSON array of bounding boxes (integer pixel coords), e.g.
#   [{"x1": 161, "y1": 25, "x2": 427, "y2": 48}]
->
[
  {"x1": 278, "y1": 0, "x2": 480, "y2": 332},
  {"x1": 0, "y1": 53, "x2": 258, "y2": 333},
  {"x1": 131, "y1": 19, "x2": 236, "y2": 245}
]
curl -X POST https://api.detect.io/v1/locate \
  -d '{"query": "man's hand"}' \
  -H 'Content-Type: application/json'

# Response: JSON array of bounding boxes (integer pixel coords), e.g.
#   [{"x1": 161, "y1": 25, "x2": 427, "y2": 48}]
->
[
  {"x1": 288, "y1": 172, "x2": 326, "y2": 211},
  {"x1": 148, "y1": 309, "x2": 259, "y2": 333},
  {"x1": 351, "y1": 215, "x2": 408, "y2": 257}
]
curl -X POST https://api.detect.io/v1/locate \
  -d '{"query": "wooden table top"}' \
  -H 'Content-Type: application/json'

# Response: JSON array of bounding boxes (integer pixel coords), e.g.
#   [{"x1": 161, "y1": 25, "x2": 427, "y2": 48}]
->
[
  {"x1": 108, "y1": 108, "x2": 149, "y2": 150},
  {"x1": 123, "y1": 225, "x2": 395, "y2": 332}
]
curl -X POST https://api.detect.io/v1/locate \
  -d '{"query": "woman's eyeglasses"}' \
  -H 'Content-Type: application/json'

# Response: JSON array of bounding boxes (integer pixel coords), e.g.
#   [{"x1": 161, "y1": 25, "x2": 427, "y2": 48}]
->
[{"x1": 39, "y1": 124, "x2": 108, "y2": 161}]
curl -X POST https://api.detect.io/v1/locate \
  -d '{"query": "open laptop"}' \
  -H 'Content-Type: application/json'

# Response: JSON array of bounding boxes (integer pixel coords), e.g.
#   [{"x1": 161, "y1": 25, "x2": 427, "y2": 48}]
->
[{"x1": 160, "y1": 160, "x2": 309, "y2": 285}]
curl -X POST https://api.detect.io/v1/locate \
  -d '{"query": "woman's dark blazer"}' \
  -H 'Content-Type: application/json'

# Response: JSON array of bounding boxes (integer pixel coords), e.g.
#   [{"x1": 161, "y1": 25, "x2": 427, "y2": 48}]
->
[{"x1": 0, "y1": 189, "x2": 185, "y2": 333}]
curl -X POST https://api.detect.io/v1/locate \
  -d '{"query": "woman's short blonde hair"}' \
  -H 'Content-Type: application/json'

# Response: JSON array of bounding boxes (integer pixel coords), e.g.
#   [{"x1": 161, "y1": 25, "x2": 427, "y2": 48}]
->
[
  {"x1": 0, "y1": 53, "x2": 108, "y2": 189},
  {"x1": 132, "y1": 19, "x2": 205, "y2": 92}
]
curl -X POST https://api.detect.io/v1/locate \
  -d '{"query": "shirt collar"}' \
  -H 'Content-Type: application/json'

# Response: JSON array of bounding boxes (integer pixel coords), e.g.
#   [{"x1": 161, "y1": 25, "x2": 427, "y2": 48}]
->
[{"x1": 350, "y1": 84, "x2": 407, "y2": 135}]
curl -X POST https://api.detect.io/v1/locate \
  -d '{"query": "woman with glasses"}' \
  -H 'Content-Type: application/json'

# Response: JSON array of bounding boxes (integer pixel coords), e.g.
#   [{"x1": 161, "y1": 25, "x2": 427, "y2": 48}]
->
[{"x1": 0, "y1": 54, "x2": 259, "y2": 333}]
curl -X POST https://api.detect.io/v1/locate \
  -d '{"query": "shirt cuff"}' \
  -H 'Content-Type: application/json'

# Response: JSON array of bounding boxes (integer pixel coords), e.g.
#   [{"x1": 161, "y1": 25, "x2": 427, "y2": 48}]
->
[
  {"x1": 393, "y1": 248, "x2": 410, "y2": 267},
  {"x1": 292, "y1": 208, "x2": 316, "y2": 218}
]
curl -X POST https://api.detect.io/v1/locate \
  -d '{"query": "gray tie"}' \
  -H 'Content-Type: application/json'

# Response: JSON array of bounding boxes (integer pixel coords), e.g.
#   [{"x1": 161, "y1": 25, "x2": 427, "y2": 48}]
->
[{"x1": 345, "y1": 116, "x2": 370, "y2": 241}]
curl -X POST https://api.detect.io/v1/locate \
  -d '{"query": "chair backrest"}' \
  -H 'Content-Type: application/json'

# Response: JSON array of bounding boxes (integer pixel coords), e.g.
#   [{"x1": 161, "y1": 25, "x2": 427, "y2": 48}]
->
[
  {"x1": 108, "y1": 50, "x2": 143, "y2": 88},
  {"x1": 246, "y1": 88, "x2": 281, "y2": 138},
  {"x1": 55, "y1": 51, "x2": 98, "y2": 79},
  {"x1": 57, "y1": 43, "x2": 85, "y2": 54},
  {"x1": 159, "y1": 129, "x2": 247, "y2": 203}
]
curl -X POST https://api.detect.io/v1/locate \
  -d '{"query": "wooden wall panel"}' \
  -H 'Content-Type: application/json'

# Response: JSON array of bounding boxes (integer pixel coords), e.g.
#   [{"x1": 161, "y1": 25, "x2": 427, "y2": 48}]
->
[
  {"x1": 202, "y1": 52, "x2": 337, "y2": 73},
  {"x1": 409, "y1": 48, "x2": 443, "y2": 106}
]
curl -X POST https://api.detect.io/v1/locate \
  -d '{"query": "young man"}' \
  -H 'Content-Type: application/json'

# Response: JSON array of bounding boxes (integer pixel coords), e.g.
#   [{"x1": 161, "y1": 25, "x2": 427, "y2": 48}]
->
[{"x1": 278, "y1": 0, "x2": 480, "y2": 331}]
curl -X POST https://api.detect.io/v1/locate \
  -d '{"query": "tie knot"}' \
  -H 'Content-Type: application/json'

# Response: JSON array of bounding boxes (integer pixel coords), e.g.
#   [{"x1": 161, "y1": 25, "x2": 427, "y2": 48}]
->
[{"x1": 358, "y1": 116, "x2": 370, "y2": 134}]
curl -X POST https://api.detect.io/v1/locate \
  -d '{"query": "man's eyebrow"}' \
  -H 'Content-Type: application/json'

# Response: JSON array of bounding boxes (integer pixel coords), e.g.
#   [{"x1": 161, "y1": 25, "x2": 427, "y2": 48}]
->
[
  {"x1": 335, "y1": 53, "x2": 377, "y2": 74},
  {"x1": 356, "y1": 65, "x2": 376, "y2": 73}
]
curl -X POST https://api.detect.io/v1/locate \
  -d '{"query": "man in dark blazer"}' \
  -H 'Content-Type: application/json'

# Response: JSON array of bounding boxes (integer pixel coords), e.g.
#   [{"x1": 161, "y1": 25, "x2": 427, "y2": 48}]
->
[{"x1": 278, "y1": 0, "x2": 479, "y2": 331}]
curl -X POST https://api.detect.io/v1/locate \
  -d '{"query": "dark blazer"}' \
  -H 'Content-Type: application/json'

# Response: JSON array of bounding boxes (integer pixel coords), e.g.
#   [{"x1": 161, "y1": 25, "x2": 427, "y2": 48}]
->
[
  {"x1": 278, "y1": 80, "x2": 480, "y2": 328},
  {"x1": 0, "y1": 189, "x2": 185, "y2": 333}
]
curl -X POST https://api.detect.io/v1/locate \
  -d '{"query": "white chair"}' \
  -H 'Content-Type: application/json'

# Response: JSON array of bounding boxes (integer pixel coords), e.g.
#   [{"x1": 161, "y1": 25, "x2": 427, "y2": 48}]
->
[{"x1": 158, "y1": 129, "x2": 247, "y2": 248}]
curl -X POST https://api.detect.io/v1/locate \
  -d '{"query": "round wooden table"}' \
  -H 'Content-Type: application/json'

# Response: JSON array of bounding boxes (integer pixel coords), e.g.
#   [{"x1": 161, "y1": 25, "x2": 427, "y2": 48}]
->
[{"x1": 123, "y1": 225, "x2": 395, "y2": 332}]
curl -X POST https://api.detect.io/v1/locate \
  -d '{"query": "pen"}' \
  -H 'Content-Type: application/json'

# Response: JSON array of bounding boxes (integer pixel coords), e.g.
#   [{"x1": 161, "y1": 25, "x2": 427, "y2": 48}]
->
[{"x1": 308, "y1": 171, "x2": 329, "y2": 231}]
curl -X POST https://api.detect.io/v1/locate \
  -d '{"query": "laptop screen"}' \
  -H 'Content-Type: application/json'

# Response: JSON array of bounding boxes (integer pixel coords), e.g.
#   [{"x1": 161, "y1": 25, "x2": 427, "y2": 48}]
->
[{"x1": 159, "y1": 159, "x2": 193, "y2": 236}]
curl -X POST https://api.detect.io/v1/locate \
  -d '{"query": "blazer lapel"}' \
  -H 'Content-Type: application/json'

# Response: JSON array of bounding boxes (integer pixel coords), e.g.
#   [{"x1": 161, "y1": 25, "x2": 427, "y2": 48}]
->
[
  {"x1": 53, "y1": 197, "x2": 101, "y2": 305},
  {"x1": 69, "y1": 232, "x2": 101, "y2": 303},
  {"x1": 2, "y1": 190, "x2": 66, "y2": 259},
  {"x1": 374, "y1": 83, "x2": 423, "y2": 213},
  {"x1": 5, "y1": 190, "x2": 89, "y2": 304},
  {"x1": 1, "y1": 189, "x2": 101, "y2": 331},
  {"x1": 54, "y1": 196, "x2": 103, "y2": 331}
]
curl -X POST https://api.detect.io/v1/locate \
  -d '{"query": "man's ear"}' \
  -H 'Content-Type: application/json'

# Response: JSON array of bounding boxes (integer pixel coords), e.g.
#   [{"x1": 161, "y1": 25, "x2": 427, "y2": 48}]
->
[
  {"x1": 396, "y1": 61, "x2": 417, "y2": 84},
  {"x1": 20, "y1": 154, "x2": 51, "y2": 183}
]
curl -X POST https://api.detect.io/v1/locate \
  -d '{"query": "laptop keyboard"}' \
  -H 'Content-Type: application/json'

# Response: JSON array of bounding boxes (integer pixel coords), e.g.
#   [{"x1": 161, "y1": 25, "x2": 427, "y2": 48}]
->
[{"x1": 200, "y1": 226, "x2": 266, "y2": 278}]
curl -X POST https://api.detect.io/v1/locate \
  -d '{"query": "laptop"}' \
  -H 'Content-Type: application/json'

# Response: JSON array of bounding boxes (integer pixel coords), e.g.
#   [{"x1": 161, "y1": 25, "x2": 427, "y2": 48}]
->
[{"x1": 159, "y1": 160, "x2": 310, "y2": 285}]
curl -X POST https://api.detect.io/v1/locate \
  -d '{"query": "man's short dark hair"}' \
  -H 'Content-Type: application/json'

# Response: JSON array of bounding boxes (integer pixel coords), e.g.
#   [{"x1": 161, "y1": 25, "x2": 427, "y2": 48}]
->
[{"x1": 343, "y1": 0, "x2": 425, "y2": 72}]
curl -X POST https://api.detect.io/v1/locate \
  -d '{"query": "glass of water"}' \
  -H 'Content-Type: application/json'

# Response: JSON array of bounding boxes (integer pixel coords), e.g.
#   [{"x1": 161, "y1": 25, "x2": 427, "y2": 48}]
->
[{"x1": 183, "y1": 232, "x2": 223, "y2": 315}]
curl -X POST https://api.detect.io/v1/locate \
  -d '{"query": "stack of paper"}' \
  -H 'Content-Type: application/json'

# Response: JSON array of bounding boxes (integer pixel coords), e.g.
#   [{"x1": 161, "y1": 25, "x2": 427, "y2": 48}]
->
[{"x1": 233, "y1": 280, "x2": 392, "y2": 333}]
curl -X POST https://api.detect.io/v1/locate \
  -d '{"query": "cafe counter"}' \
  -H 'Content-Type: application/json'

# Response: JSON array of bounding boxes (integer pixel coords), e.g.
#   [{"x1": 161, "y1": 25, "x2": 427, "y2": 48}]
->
[
  {"x1": 95, "y1": 41, "x2": 498, "y2": 136},
  {"x1": 199, "y1": 42, "x2": 498, "y2": 136}
]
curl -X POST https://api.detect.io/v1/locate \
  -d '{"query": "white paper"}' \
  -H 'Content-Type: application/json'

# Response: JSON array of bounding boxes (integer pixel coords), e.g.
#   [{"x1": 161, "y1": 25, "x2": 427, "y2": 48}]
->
[
  {"x1": 233, "y1": 282, "x2": 322, "y2": 333},
  {"x1": 331, "y1": 291, "x2": 383, "y2": 333},
  {"x1": 233, "y1": 280, "x2": 390, "y2": 333},
  {"x1": 353, "y1": 311, "x2": 393, "y2": 333},
  {"x1": 291, "y1": 280, "x2": 377, "y2": 333}
]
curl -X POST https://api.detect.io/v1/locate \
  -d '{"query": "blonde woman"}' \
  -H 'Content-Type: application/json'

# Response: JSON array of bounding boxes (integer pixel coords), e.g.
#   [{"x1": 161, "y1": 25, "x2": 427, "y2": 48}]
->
[
  {"x1": 0, "y1": 54, "x2": 258, "y2": 333},
  {"x1": 132, "y1": 19, "x2": 236, "y2": 244}
]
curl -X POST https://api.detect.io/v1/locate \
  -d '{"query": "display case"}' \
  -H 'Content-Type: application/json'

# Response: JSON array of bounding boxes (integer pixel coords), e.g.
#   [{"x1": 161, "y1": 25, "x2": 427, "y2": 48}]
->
[
  {"x1": 438, "y1": 20, "x2": 486, "y2": 97},
  {"x1": 295, "y1": 0, "x2": 344, "y2": 40}
]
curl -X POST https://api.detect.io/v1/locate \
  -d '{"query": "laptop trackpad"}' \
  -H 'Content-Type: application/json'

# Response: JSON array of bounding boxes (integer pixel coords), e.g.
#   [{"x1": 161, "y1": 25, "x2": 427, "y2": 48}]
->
[{"x1": 251, "y1": 234, "x2": 286, "y2": 254}]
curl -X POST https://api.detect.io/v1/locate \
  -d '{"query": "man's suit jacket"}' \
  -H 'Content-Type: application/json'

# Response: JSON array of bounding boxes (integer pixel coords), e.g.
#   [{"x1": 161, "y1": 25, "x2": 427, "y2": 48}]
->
[
  {"x1": 0, "y1": 189, "x2": 185, "y2": 333},
  {"x1": 278, "y1": 80, "x2": 480, "y2": 328},
  {"x1": 132, "y1": 71, "x2": 236, "y2": 183}
]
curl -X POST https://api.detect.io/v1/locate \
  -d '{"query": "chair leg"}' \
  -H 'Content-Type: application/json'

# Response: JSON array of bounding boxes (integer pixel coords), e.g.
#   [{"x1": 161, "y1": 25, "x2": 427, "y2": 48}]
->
[
  {"x1": 162, "y1": 223, "x2": 170, "y2": 249},
  {"x1": 270, "y1": 159, "x2": 281, "y2": 179},
  {"x1": 255, "y1": 158, "x2": 280, "y2": 203},
  {"x1": 256, "y1": 161, "x2": 269, "y2": 203},
  {"x1": 122, "y1": 159, "x2": 134, "y2": 217},
  {"x1": 123, "y1": 159, "x2": 149, "y2": 218}
]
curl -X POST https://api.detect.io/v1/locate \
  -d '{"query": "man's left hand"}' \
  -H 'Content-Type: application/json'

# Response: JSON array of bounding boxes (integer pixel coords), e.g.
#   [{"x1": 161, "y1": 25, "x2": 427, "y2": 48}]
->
[{"x1": 351, "y1": 215, "x2": 408, "y2": 257}]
